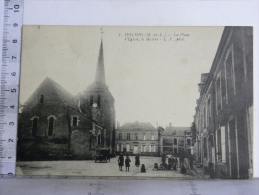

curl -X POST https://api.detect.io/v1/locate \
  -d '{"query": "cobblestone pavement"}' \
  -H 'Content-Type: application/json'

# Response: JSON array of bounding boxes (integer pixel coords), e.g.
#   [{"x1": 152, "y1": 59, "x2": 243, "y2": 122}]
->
[{"x1": 16, "y1": 156, "x2": 197, "y2": 178}]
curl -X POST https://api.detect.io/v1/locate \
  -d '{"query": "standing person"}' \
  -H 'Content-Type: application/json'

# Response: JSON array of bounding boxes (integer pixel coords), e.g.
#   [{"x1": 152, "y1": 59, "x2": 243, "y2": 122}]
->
[
  {"x1": 189, "y1": 154, "x2": 194, "y2": 170},
  {"x1": 162, "y1": 154, "x2": 166, "y2": 165},
  {"x1": 175, "y1": 157, "x2": 179, "y2": 168},
  {"x1": 125, "y1": 156, "x2": 131, "y2": 172},
  {"x1": 168, "y1": 157, "x2": 172, "y2": 170},
  {"x1": 172, "y1": 158, "x2": 175, "y2": 166},
  {"x1": 135, "y1": 154, "x2": 140, "y2": 167},
  {"x1": 180, "y1": 155, "x2": 184, "y2": 168},
  {"x1": 118, "y1": 153, "x2": 124, "y2": 171}
]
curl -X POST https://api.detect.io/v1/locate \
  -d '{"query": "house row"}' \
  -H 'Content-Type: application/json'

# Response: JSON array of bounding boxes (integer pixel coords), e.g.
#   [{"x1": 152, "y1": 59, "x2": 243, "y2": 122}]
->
[
  {"x1": 193, "y1": 27, "x2": 253, "y2": 179},
  {"x1": 115, "y1": 121, "x2": 192, "y2": 157}
]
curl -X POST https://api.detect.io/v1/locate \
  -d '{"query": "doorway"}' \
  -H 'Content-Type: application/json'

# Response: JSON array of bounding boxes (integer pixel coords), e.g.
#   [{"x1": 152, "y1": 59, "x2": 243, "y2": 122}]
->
[{"x1": 133, "y1": 145, "x2": 138, "y2": 154}]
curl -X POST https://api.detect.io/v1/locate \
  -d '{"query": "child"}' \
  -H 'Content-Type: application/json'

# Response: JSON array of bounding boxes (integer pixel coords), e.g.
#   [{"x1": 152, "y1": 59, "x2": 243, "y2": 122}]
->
[
  {"x1": 153, "y1": 163, "x2": 158, "y2": 170},
  {"x1": 125, "y1": 156, "x2": 131, "y2": 172},
  {"x1": 180, "y1": 165, "x2": 187, "y2": 174}
]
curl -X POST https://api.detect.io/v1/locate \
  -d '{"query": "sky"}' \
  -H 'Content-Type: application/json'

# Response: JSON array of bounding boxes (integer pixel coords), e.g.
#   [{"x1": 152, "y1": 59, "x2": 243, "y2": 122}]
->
[{"x1": 20, "y1": 26, "x2": 224, "y2": 128}]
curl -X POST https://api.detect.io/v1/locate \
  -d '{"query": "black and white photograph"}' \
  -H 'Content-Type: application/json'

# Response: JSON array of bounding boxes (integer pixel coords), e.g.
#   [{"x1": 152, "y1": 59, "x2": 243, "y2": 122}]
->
[{"x1": 16, "y1": 26, "x2": 253, "y2": 179}]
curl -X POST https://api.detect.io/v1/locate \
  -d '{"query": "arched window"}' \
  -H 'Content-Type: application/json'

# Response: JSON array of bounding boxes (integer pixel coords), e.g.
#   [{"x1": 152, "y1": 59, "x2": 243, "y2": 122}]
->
[
  {"x1": 89, "y1": 95, "x2": 93, "y2": 106},
  {"x1": 48, "y1": 117, "x2": 54, "y2": 136},
  {"x1": 32, "y1": 118, "x2": 38, "y2": 137},
  {"x1": 40, "y1": 94, "x2": 44, "y2": 103},
  {"x1": 97, "y1": 133, "x2": 101, "y2": 145},
  {"x1": 97, "y1": 95, "x2": 101, "y2": 107}
]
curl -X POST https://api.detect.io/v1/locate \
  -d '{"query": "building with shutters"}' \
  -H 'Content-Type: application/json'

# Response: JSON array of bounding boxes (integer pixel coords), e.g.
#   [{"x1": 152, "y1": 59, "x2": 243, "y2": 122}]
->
[
  {"x1": 160, "y1": 123, "x2": 192, "y2": 157},
  {"x1": 115, "y1": 121, "x2": 159, "y2": 156},
  {"x1": 17, "y1": 40, "x2": 116, "y2": 160},
  {"x1": 192, "y1": 27, "x2": 253, "y2": 179}
]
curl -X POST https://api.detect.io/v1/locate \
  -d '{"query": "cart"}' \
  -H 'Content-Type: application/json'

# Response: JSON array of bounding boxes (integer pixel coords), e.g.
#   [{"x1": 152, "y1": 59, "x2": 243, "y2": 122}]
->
[{"x1": 95, "y1": 148, "x2": 110, "y2": 163}]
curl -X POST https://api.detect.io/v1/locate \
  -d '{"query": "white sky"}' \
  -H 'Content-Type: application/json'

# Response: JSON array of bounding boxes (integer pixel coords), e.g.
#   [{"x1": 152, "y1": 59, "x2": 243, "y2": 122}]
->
[{"x1": 20, "y1": 26, "x2": 224, "y2": 128}]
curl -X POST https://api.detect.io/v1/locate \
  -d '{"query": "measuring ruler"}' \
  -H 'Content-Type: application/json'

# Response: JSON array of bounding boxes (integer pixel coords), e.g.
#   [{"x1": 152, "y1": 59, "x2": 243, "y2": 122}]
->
[{"x1": 0, "y1": 0, "x2": 23, "y2": 178}]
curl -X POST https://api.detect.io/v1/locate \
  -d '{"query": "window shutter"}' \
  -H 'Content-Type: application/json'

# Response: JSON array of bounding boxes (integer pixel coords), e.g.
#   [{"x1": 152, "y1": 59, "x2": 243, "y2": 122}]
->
[{"x1": 221, "y1": 126, "x2": 226, "y2": 162}]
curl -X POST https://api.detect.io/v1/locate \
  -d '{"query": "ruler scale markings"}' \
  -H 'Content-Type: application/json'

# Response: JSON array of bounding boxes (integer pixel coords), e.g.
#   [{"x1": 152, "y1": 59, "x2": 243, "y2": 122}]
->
[{"x1": 0, "y1": 0, "x2": 23, "y2": 177}]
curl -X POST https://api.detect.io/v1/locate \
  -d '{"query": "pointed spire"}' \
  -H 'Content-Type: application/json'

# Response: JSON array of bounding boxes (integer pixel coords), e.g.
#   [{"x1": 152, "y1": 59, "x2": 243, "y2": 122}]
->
[{"x1": 94, "y1": 39, "x2": 106, "y2": 85}]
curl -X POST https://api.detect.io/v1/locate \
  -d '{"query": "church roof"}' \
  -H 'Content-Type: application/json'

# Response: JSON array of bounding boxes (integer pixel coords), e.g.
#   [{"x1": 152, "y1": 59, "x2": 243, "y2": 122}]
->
[
  {"x1": 119, "y1": 121, "x2": 157, "y2": 131},
  {"x1": 47, "y1": 77, "x2": 78, "y2": 109},
  {"x1": 161, "y1": 126, "x2": 191, "y2": 136}
]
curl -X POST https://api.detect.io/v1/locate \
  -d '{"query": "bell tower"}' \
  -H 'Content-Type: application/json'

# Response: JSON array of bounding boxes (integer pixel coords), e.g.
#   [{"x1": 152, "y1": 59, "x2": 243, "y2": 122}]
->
[{"x1": 80, "y1": 37, "x2": 116, "y2": 155}]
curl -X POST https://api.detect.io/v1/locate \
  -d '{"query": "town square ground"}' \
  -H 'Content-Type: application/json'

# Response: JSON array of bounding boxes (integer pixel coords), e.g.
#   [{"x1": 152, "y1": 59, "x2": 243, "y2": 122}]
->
[{"x1": 16, "y1": 156, "x2": 197, "y2": 179}]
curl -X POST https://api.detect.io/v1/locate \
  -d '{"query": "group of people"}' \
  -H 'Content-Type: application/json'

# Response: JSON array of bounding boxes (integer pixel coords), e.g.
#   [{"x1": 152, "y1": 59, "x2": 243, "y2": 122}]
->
[
  {"x1": 155, "y1": 154, "x2": 194, "y2": 174},
  {"x1": 118, "y1": 154, "x2": 146, "y2": 172}
]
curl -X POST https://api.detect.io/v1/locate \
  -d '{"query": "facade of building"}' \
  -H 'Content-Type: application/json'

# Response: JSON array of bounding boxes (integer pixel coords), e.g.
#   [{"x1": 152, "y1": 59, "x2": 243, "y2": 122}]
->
[
  {"x1": 193, "y1": 27, "x2": 253, "y2": 179},
  {"x1": 17, "y1": 40, "x2": 116, "y2": 160},
  {"x1": 116, "y1": 121, "x2": 159, "y2": 156},
  {"x1": 160, "y1": 123, "x2": 192, "y2": 157}
]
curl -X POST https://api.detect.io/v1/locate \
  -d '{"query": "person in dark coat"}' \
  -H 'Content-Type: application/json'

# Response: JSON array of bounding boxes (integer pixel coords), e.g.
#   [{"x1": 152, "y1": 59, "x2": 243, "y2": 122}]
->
[
  {"x1": 168, "y1": 157, "x2": 172, "y2": 166},
  {"x1": 118, "y1": 153, "x2": 124, "y2": 171},
  {"x1": 180, "y1": 155, "x2": 185, "y2": 168},
  {"x1": 172, "y1": 158, "x2": 175, "y2": 167},
  {"x1": 135, "y1": 154, "x2": 140, "y2": 167},
  {"x1": 141, "y1": 164, "x2": 146, "y2": 173},
  {"x1": 125, "y1": 156, "x2": 131, "y2": 172},
  {"x1": 173, "y1": 163, "x2": 177, "y2": 171},
  {"x1": 162, "y1": 154, "x2": 166, "y2": 165}
]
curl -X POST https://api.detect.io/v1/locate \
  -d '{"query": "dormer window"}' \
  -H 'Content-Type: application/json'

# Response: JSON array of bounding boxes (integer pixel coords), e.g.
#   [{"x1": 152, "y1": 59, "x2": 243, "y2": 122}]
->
[{"x1": 40, "y1": 94, "x2": 44, "y2": 103}]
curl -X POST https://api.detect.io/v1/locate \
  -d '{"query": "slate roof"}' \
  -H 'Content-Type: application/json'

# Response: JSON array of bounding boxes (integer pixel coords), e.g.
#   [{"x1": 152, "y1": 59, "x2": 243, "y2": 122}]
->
[
  {"x1": 161, "y1": 126, "x2": 191, "y2": 136},
  {"x1": 119, "y1": 121, "x2": 157, "y2": 131},
  {"x1": 46, "y1": 77, "x2": 79, "y2": 109}
]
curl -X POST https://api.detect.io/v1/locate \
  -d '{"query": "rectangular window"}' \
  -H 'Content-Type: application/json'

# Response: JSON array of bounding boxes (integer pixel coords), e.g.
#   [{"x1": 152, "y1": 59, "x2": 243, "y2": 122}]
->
[
  {"x1": 216, "y1": 129, "x2": 222, "y2": 161},
  {"x1": 117, "y1": 144, "x2": 123, "y2": 152},
  {"x1": 207, "y1": 97, "x2": 211, "y2": 124},
  {"x1": 221, "y1": 126, "x2": 226, "y2": 163},
  {"x1": 226, "y1": 49, "x2": 235, "y2": 101},
  {"x1": 119, "y1": 133, "x2": 122, "y2": 140},
  {"x1": 151, "y1": 145, "x2": 155, "y2": 152},
  {"x1": 173, "y1": 148, "x2": 178, "y2": 153},
  {"x1": 187, "y1": 139, "x2": 191, "y2": 146},
  {"x1": 72, "y1": 116, "x2": 78, "y2": 127},
  {"x1": 216, "y1": 75, "x2": 222, "y2": 113},
  {"x1": 126, "y1": 144, "x2": 130, "y2": 152},
  {"x1": 203, "y1": 137, "x2": 207, "y2": 159},
  {"x1": 141, "y1": 145, "x2": 146, "y2": 152},
  {"x1": 135, "y1": 134, "x2": 138, "y2": 140},
  {"x1": 127, "y1": 133, "x2": 130, "y2": 140},
  {"x1": 143, "y1": 134, "x2": 146, "y2": 140},
  {"x1": 203, "y1": 106, "x2": 206, "y2": 128},
  {"x1": 173, "y1": 138, "x2": 177, "y2": 145},
  {"x1": 151, "y1": 134, "x2": 154, "y2": 140}
]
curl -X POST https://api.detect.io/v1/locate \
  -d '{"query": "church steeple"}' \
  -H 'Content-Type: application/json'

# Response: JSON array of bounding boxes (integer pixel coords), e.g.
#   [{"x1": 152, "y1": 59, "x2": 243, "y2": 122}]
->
[{"x1": 94, "y1": 39, "x2": 106, "y2": 85}]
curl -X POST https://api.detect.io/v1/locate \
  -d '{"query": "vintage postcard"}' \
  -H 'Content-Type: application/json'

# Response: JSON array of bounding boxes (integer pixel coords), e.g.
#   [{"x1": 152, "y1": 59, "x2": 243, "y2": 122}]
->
[{"x1": 16, "y1": 26, "x2": 253, "y2": 179}]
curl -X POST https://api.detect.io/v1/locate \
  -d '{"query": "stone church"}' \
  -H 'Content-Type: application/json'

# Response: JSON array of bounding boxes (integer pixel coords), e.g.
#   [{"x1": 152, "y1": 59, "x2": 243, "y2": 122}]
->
[{"x1": 17, "y1": 40, "x2": 116, "y2": 160}]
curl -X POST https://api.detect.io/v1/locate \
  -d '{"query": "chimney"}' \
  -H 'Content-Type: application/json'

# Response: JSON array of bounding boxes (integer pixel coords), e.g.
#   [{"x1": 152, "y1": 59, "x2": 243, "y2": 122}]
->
[{"x1": 169, "y1": 123, "x2": 172, "y2": 127}]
